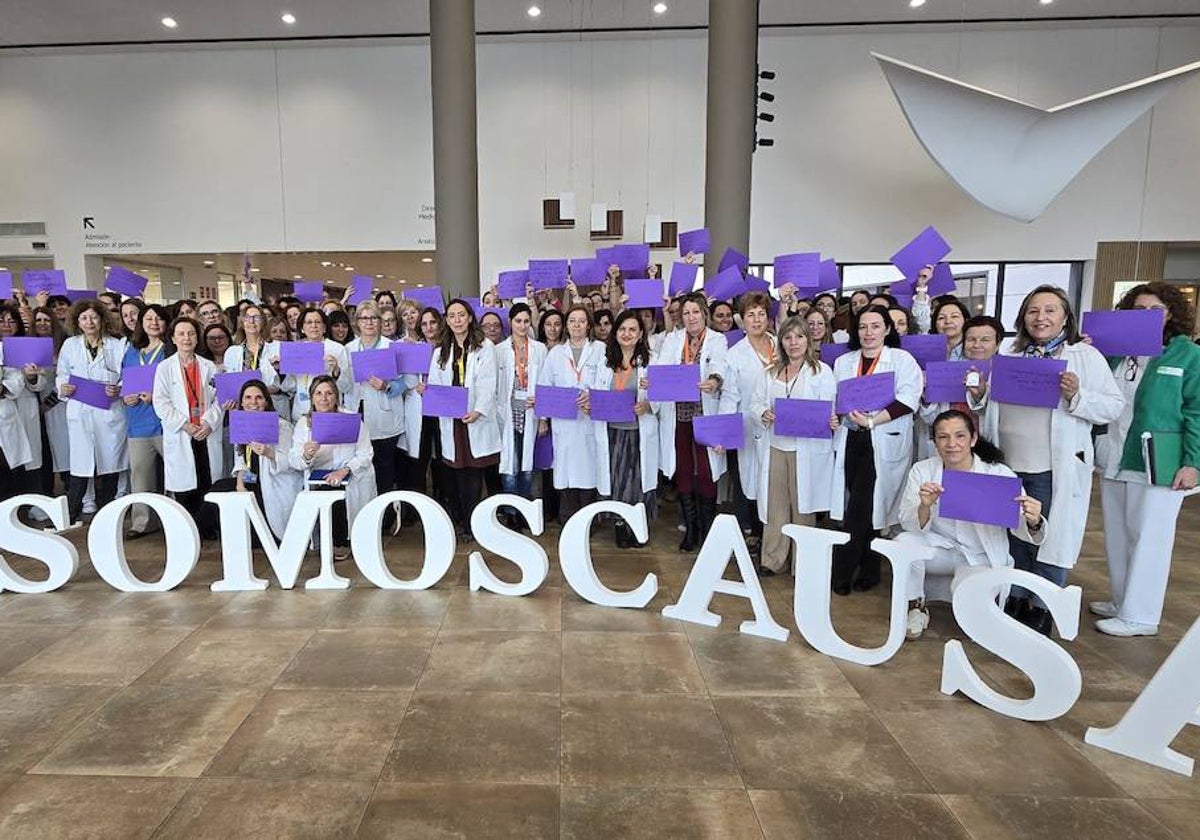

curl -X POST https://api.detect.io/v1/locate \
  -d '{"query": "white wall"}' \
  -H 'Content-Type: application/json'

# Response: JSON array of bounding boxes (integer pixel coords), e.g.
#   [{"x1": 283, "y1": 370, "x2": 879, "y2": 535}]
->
[{"x1": 1, "y1": 21, "x2": 1199, "y2": 291}]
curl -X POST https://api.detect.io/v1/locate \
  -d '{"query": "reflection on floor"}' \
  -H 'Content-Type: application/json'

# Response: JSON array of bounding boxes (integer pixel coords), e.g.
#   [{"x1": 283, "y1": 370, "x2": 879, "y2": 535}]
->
[{"x1": 0, "y1": 490, "x2": 1197, "y2": 838}]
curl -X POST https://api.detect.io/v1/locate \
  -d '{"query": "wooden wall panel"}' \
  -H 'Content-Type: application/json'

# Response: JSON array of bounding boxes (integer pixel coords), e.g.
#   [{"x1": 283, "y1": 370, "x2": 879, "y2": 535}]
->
[{"x1": 1092, "y1": 241, "x2": 1166, "y2": 310}]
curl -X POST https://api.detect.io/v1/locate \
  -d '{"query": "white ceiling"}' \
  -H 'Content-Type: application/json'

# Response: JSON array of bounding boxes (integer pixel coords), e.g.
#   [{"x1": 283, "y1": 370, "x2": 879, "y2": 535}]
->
[
  {"x1": 1, "y1": 1, "x2": 1197, "y2": 49},
  {"x1": 119, "y1": 251, "x2": 440, "y2": 291}
]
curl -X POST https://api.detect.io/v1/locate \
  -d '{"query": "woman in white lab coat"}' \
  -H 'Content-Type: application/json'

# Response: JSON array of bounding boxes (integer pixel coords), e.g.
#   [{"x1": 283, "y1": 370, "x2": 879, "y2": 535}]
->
[
  {"x1": 0, "y1": 334, "x2": 34, "y2": 500},
  {"x1": 30, "y1": 306, "x2": 68, "y2": 497},
  {"x1": 152, "y1": 316, "x2": 223, "y2": 537},
  {"x1": 589, "y1": 309, "x2": 660, "y2": 547},
  {"x1": 290, "y1": 374, "x2": 376, "y2": 560},
  {"x1": 223, "y1": 303, "x2": 280, "y2": 397},
  {"x1": 423, "y1": 299, "x2": 501, "y2": 540},
  {"x1": 654, "y1": 292, "x2": 729, "y2": 551},
  {"x1": 830, "y1": 304, "x2": 923, "y2": 595},
  {"x1": 231, "y1": 379, "x2": 301, "y2": 540},
  {"x1": 495, "y1": 303, "x2": 547, "y2": 524},
  {"x1": 56, "y1": 300, "x2": 129, "y2": 524},
  {"x1": 751, "y1": 316, "x2": 838, "y2": 575},
  {"x1": 398, "y1": 307, "x2": 447, "y2": 516},
  {"x1": 279, "y1": 307, "x2": 352, "y2": 422},
  {"x1": 537, "y1": 304, "x2": 603, "y2": 524}
]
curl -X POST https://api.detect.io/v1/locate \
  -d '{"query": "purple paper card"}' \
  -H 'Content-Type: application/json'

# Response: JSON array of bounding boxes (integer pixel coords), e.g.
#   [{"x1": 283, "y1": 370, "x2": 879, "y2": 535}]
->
[
  {"x1": 769, "y1": 299, "x2": 780, "y2": 321},
  {"x1": 528, "y1": 259, "x2": 569, "y2": 291},
  {"x1": 717, "y1": 248, "x2": 749, "y2": 274},
  {"x1": 773, "y1": 252, "x2": 820, "y2": 288},
  {"x1": 939, "y1": 469, "x2": 1022, "y2": 530},
  {"x1": 990, "y1": 355, "x2": 1066, "y2": 409},
  {"x1": 570, "y1": 258, "x2": 604, "y2": 287},
  {"x1": 105, "y1": 265, "x2": 148, "y2": 297},
  {"x1": 68, "y1": 376, "x2": 114, "y2": 410},
  {"x1": 294, "y1": 280, "x2": 325, "y2": 303},
  {"x1": 928, "y1": 262, "x2": 957, "y2": 296},
  {"x1": 462, "y1": 297, "x2": 483, "y2": 316},
  {"x1": 900, "y1": 334, "x2": 949, "y2": 369},
  {"x1": 311, "y1": 412, "x2": 362, "y2": 445},
  {"x1": 533, "y1": 432, "x2": 554, "y2": 470},
  {"x1": 924, "y1": 360, "x2": 977, "y2": 404},
  {"x1": 119, "y1": 363, "x2": 158, "y2": 396},
  {"x1": 279, "y1": 342, "x2": 325, "y2": 376},
  {"x1": 480, "y1": 307, "x2": 510, "y2": 336},
  {"x1": 835, "y1": 371, "x2": 896, "y2": 414},
  {"x1": 816, "y1": 259, "x2": 840, "y2": 294},
  {"x1": 705, "y1": 265, "x2": 748, "y2": 302},
  {"x1": 534, "y1": 385, "x2": 581, "y2": 420},
  {"x1": 404, "y1": 286, "x2": 444, "y2": 312},
  {"x1": 346, "y1": 275, "x2": 373, "y2": 306},
  {"x1": 625, "y1": 279, "x2": 664, "y2": 309},
  {"x1": 774, "y1": 398, "x2": 834, "y2": 439},
  {"x1": 64, "y1": 289, "x2": 94, "y2": 303},
  {"x1": 394, "y1": 341, "x2": 434, "y2": 375},
  {"x1": 725, "y1": 328, "x2": 746, "y2": 347},
  {"x1": 668, "y1": 262, "x2": 699, "y2": 297},
  {"x1": 351, "y1": 348, "x2": 399, "y2": 383},
  {"x1": 497, "y1": 270, "x2": 529, "y2": 299},
  {"x1": 819, "y1": 342, "x2": 851, "y2": 366},
  {"x1": 0, "y1": 271, "x2": 12, "y2": 299},
  {"x1": 891, "y1": 226, "x2": 952, "y2": 280},
  {"x1": 1082, "y1": 309, "x2": 1164, "y2": 358},
  {"x1": 678, "y1": 228, "x2": 710, "y2": 256},
  {"x1": 693, "y1": 413, "x2": 744, "y2": 450},
  {"x1": 589, "y1": 388, "x2": 636, "y2": 423},
  {"x1": 611, "y1": 244, "x2": 651, "y2": 275},
  {"x1": 889, "y1": 280, "x2": 915, "y2": 308},
  {"x1": 595, "y1": 246, "x2": 616, "y2": 267},
  {"x1": 2, "y1": 336, "x2": 54, "y2": 367},
  {"x1": 422, "y1": 384, "x2": 470, "y2": 418},
  {"x1": 646, "y1": 364, "x2": 701, "y2": 403},
  {"x1": 229, "y1": 409, "x2": 280, "y2": 445},
  {"x1": 22, "y1": 269, "x2": 68, "y2": 296},
  {"x1": 215, "y1": 370, "x2": 263, "y2": 404},
  {"x1": 744, "y1": 274, "x2": 771, "y2": 295}
]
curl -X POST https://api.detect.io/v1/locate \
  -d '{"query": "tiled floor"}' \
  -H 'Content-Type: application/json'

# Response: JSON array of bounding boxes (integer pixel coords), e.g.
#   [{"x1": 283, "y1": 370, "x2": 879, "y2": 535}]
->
[{"x1": 0, "y1": 491, "x2": 1197, "y2": 838}]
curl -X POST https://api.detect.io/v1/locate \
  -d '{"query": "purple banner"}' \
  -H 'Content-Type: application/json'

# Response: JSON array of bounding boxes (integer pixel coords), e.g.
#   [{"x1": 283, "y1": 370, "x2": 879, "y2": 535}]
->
[
  {"x1": 229, "y1": 409, "x2": 280, "y2": 445},
  {"x1": 22, "y1": 269, "x2": 68, "y2": 297},
  {"x1": 64, "y1": 289, "x2": 94, "y2": 303},
  {"x1": 900, "y1": 334, "x2": 949, "y2": 369},
  {"x1": 422, "y1": 384, "x2": 470, "y2": 418},
  {"x1": 774, "y1": 398, "x2": 834, "y2": 439},
  {"x1": 1082, "y1": 309, "x2": 1165, "y2": 358},
  {"x1": 497, "y1": 270, "x2": 529, "y2": 299},
  {"x1": 927, "y1": 262, "x2": 957, "y2": 296},
  {"x1": 625, "y1": 279, "x2": 664, "y2": 309},
  {"x1": 119, "y1": 363, "x2": 158, "y2": 396},
  {"x1": 311, "y1": 411, "x2": 362, "y2": 445},
  {"x1": 528, "y1": 260, "x2": 569, "y2": 291},
  {"x1": 939, "y1": 469, "x2": 1022, "y2": 530},
  {"x1": 294, "y1": 280, "x2": 325, "y2": 303},
  {"x1": 215, "y1": 370, "x2": 263, "y2": 404},
  {"x1": 534, "y1": 384, "x2": 581, "y2": 420},
  {"x1": 278, "y1": 341, "x2": 325, "y2": 376},
  {"x1": 589, "y1": 388, "x2": 636, "y2": 423},
  {"x1": 678, "y1": 228, "x2": 710, "y2": 256},
  {"x1": 2, "y1": 336, "x2": 54, "y2": 367},
  {"x1": 692, "y1": 413, "x2": 743, "y2": 450},
  {"x1": 646, "y1": 364, "x2": 701, "y2": 403},
  {"x1": 404, "y1": 286, "x2": 445, "y2": 312},
  {"x1": 773, "y1": 252, "x2": 820, "y2": 289},
  {"x1": 105, "y1": 265, "x2": 148, "y2": 298},
  {"x1": 346, "y1": 275, "x2": 374, "y2": 306},
  {"x1": 351, "y1": 347, "x2": 399, "y2": 383},
  {"x1": 68, "y1": 376, "x2": 114, "y2": 410},
  {"x1": 668, "y1": 262, "x2": 699, "y2": 297},
  {"x1": 835, "y1": 371, "x2": 896, "y2": 414},
  {"x1": 924, "y1": 360, "x2": 975, "y2": 404},
  {"x1": 891, "y1": 226, "x2": 952, "y2": 281},
  {"x1": 394, "y1": 341, "x2": 434, "y2": 375}
]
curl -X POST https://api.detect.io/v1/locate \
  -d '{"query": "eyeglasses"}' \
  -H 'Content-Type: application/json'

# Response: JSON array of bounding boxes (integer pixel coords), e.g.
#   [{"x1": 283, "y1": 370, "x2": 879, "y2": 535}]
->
[
  {"x1": 242, "y1": 315, "x2": 262, "y2": 323},
  {"x1": 357, "y1": 315, "x2": 380, "y2": 322}
]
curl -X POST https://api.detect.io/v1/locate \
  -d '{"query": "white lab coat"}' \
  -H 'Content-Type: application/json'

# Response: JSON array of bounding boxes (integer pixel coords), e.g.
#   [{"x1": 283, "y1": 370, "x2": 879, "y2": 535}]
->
[
  {"x1": 223, "y1": 341, "x2": 282, "y2": 396},
  {"x1": 16, "y1": 371, "x2": 46, "y2": 471},
  {"x1": 343, "y1": 336, "x2": 406, "y2": 441},
  {"x1": 830, "y1": 346, "x2": 924, "y2": 528},
  {"x1": 56, "y1": 335, "x2": 129, "y2": 477},
  {"x1": 231, "y1": 415, "x2": 303, "y2": 539},
  {"x1": 655, "y1": 329, "x2": 729, "y2": 483},
  {"x1": 0, "y1": 346, "x2": 33, "y2": 469},
  {"x1": 721, "y1": 335, "x2": 775, "y2": 499},
  {"x1": 427, "y1": 339, "x2": 502, "y2": 462},
  {"x1": 590, "y1": 361, "x2": 661, "y2": 496},
  {"x1": 496, "y1": 336, "x2": 548, "y2": 475},
  {"x1": 749, "y1": 360, "x2": 838, "y2": 520},
  {"x1": 152, "y1": 353, "x2": 224, "y2": 493},
  {"x1": 396, "y1": 338, "x2": 433, "y2": 455},
  {"x1": 281, "y1": 339, "x2": 352, "y2": 422},
  {"x1": 537, "y1": 340, "x2": 603, "y2": 489},
  {"x1": 289, "y1": 408, "x2": 377, "y2": 526},
  {"x1": 969, "y1": 341, "x2": 1124, "y2": 569}
]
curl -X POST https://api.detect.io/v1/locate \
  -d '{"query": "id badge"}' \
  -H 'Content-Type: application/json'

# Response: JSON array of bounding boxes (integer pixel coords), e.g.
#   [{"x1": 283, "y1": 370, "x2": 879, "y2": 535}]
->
[
  {"x1": 242, "y1": 470, "x2": 258, "y2": 486},
  {"x1": 513, "y1": 388, "x2": 528, "y2": 401}
]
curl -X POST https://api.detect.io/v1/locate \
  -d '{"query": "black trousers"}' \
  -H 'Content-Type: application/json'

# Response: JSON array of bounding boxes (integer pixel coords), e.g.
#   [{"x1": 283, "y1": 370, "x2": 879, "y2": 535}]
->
[
  {"x1": 442, "y1": 466, "x2": 484, "y2": 532},
  {"x1": 67, "y1": 472, "x2": 118, "y2": 523},
  {"x1": 832, "y1": 430, "x2": 881, "y2": 589},
  {"x1": 0, "y1": 449, "x2": 26, "y2": 503},
  {"x1": 174, "y1": 439, "x2": 215, "y2": 539}
]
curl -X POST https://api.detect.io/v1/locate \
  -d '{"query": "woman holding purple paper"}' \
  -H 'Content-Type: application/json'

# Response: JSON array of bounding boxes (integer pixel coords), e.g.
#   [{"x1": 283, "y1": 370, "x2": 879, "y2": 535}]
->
[
  {"x1": 224, "y1": 304, "x2": 283, "y2": 415},
  {"x1": 0, "y1": 324, "x2": 35, "y2": 500},
  {"x1": 231, "y1": 380, "x2": 301, "y2": 539},
  {"x1": 279, "y1": 308, "x2": 352, "y2": 422},
  {"x1": 121, "y1": 303, "x2": 173, "y2": 538},
  {"x1": 0, "y1": 304, "x2": 48, "y2": 498},
  {"x1": 496, "y1": 303, "x2": 547, "y2": 527},
  {"x1": 968, "y1": 285, "x2": 1123, "y2": 635}
]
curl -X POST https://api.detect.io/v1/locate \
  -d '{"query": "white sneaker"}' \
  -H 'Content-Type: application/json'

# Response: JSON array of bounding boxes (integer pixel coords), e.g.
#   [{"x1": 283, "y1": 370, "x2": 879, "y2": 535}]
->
[
  {"x1": 82, "y1": 500, "x2": 97, "y2": 515},
  {"x1": 906, "y1": 607, "x2": 930, "y2": 640},
  {"x1": 1088, "y1": 601, "x2": 1119, "y2": 618},
  {"x1": 1095, "y1": 617, "x2": 1158, "y2": 637}
]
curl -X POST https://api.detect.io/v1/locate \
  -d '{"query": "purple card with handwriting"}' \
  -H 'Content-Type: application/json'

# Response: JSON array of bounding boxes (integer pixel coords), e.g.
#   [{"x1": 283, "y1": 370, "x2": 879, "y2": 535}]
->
[
  {"x1": 497, "y1": 270, "x2": 529, "y2": 299},
  {"x1": 394, "y1": 341, "x2": 434, "y2": 375},
  {"x1": 704, "y1": 266, "x2": 747, "y2": 302},
  {"x1": 1082, "y1": 309, "x2": 1164, "y2": 358},
  {"x1": 589, "y1": 388, "x2": 636, "y2": 423},
  {"x1": 346, "y1": 275, "x2": 373, "y2": 306},
  {"x1": 294, "y1": 280, "x2": 325, "y2": 303},
  {"x1": 404, "y1": 286, "x2": 444, "y2": 312},
  {"x1": 891, "y1": 226, "x2": 952, "y2": 281},
  {"x1": 668, "y1": 262, "x2": 698, "y2": 297},
  {"x1": 819, "y1": 342, "x2": 851, "y2": 366},
  {"x1": 571, "y1": 258, "x2": 604, "y2": 287},
  {"x1": 215, "y1": 370, "x2": 263, "y2": 404},
  {"x1": 422, "y1": 384, "x2": 469, "y2": 418},
  {"x1": 611, "y1": 244, "x2": 651, "y2": 275},
  {"x1": 2, "y1": 336, "x2": 54, "y2": 367},
  {"x1": 22, "y1": 270, "x2": 68, "y2": 296},
  {"x1": 534, "y1": 385, "x2": 581, "y2": 420},
  {"x1": 120, "y1": 363, "x2": 158, "y2": 396},
  {"x1": 693, "y1": 413, "x2": 743, "y2": 450},
  {"x1": 351, "y1": 348, "x2": 399, "y2": 383},
  {"x1": 923, "y1": 360, "x2": 982, "y2": 404},
  {"x1": 105, "y1": 265, "x2": 148, "y2": 297},
  {"x1": 835, "y1": 371, "x2": 896, "y2": 414},
  {"x1": 279, "y1": 342, "x2": 325, "y2": 376},
  {"x1": 900, "y1": 334, "x2": 948, "y2": 369},
  {"x1": 646, "y1": 364, "x2": 700, "y2": 403},
  {"x1": 311, "y1": 412, "x2": 362, "y2": 445},
  {"x1": 64, "y1": 289, "x2": 94, "y2": 303},
  {"x1": 773, "y1": 252, "x2": 820, "y2": 289},
  {"x1": 990, "y1": 355, "x2": 1066, "y2": 409},
  {"x1": 725, "y1": 329, "x2": 746, "y2": 347},
  {"x1": 529, "y1": 260, "x2": 569, "y2": 291},
  {"x1": 229, "y1": 409, "x2": 280, "y2": 445},
  {"x1": 678, "y1": 228, "x2": 710, "y2": 256},
  {"x1": 774, "y1": 398, "x2": 834, "y2": 439},
  {"x1": 717, "y1": 248, "x2": 748, "y2": 274},
  {"x1": 939, "y1": 469, "x2": 1022, "y2": 529},
  {"x1": 68, "y1": 376, "x2": 114, "y2": 410},
  {"x1": 625, "y1": 279, "x2": 664, "y2": 309}
]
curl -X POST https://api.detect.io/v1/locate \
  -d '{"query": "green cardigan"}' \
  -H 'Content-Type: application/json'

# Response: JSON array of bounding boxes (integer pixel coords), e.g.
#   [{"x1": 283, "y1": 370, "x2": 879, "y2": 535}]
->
[{"x1": 1109, "y1": 335, "x2": 1200, "y2": 473}]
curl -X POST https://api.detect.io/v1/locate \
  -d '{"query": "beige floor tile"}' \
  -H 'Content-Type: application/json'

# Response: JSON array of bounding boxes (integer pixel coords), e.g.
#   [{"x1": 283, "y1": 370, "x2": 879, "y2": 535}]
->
[
  {"x1": 83, "y1": 589, "x2": 234, "y2": 627},
  {"x1": 750, "y1": 789, "x2": 970, "y2": 840},
  {"x1": 0, "y1": 624, "x2": 76, "y2": 678},
  {"x1": 560, "y1": 587, "x2": 686, "y2": 633},
  {"x1": 382, "y1": 691, "x2": 558, "y2": 784},
  {"x1": 689, "y1": 626, "x2": 860, "y2": 697},
  {"x1": 205, "y1": 689, "x2": 408, "y2": 780},
  {"x1": 561, "y1": 694, "x2": 742, "y2": 788},
  {"x1": 418, "y1": 630, "x2": 561, "y2": 692},
  {"x1": 203, "y1": 589, "x2": 347, "y2": 629},
  {"x1": 133, "y1": 627, "x2": 313, "y2": 689},
  {"x1": 274, "y1": 628, "x2": 435, "y2": 691},
  {"x1": 154, "y1": 778, "x2": 373, "y2": 839},
  {"x1": 356, "y1": 782, "x2": 559, "y2": 839},
  {"x1": 0, "y1": 775, "x2": 191, "y2": 840},
  {"x1": 562, "y1": 631, "x2": 707, "y2": 694},
  {"x1": 0, "y1": 625, "x2": 193, "y2": 687},
  {"x1": 561, "y1": 787, "x2": 763, "y2": 839},
  {"x1": 941, "y1": 794, "x2": 1175, "y2": 840},
  {"x1": 0, "y1": 685, "x2": 118, "y2": 773},
  {"x1": 0, "y1": 591, "x2": 129, "y2": 625},
  {"x1": 1138, "y1": 798, "x2": 1200, "y2": 838},
  {"x1": 440, "y1": 586, "x2": 562, "y2": 631},
  {"x1": 320, "y1": 588, "x2": 451, "y2": 629}
]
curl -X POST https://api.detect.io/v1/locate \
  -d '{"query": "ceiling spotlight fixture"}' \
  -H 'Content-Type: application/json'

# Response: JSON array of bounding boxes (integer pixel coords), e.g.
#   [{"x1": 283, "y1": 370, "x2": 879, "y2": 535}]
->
[
  {"x1": 320, "y1": 260, "x2": 332, "y2": 267},
  {"x1": 293, "y1": 275, "x2": 302, "y2": 279},
  {"x1": 758, "y1": 91, "x2": 775, "y2": 103},
  {"x1": 758, "y1": 113, "x2": 775, "y2": 122},
  {"x1": 653, "y1": 2, "x2": 668, "y2": 13},
  {"x1": 161, "y1": 16, "x2": 178, "y2": 28},
  {"x1": 421, "y1": 257, "x2": 434, "y2": 263},
  {"x1": 203, "y1": 260, "x2": 215, "y2": 267},
  {"x1": 1039, "y1": 0, "x2": 1053, "y2": 4},
  {"x1": 375, "y1": 274, "x2": 384, "y2": 279},
  {"x1": 909, "y1": 0, "x2": 925, "y2": 7},
  {"x1": 527, "y1": 5, "x2": 541, "y2": 18},
  {"x1": 250, "y1": 267, "x2": 260, "y2": 272},
  {"x1": 344, "y1": 266, "x2": 355, "y2": 271},
  {"x1": 281, "y1": 11, "x2": 296, "y2": 24}
]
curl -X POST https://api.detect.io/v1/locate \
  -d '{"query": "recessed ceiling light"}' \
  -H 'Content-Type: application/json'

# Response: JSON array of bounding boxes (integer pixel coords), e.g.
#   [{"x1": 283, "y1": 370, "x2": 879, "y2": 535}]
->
[
  {"x1": 908, "y1": 0, "x2": 925, "y2": 7},
  {"x1": 421, "y1": 257, "x2": 433, "y2": 263},
  {"x1": 203, "y1": 260, "x2": 214, "y2": 267},
  {"x1": 1039, "y1": 0, "x2": 1053, "y2": 4},
  {"x1": 281, "y1": 12, "x2": 296, "y2": 24},
  {"x1": 320, "y1": 260, "x2": 332, "y2": 267},
  {"x1": 344, "y1": 266, "x2": 354, "y2": 271},
  {"x1": 527, "y1": 5, "x2": 541, "y2": 18},
  {"x1": 375, "y1": 274, "x2": 384, "y2": 279},
  {"x1": 653, "y1": 2, "x2": 668, "y2": 14},
  {"x1": 250, "y1": 267, "x2": 260, "y2": 272},
  {"x1": 399, "y1": 279, "x2": 407, "y2": 284},
  {"x1": 161, "y1": 16, "x2": 178, "y2": 28},
  {"x1": 416, "y1": 283, "x2": 424, "y2": 288}
]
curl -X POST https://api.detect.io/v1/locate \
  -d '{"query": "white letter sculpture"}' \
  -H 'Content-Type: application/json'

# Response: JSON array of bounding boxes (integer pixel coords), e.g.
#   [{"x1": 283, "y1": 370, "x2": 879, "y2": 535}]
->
[
  {"x1": 88, "y1": 493, "x2": 198, "y2": 591},
  {"x1": 350, "y1": 491, "x2": 456, "y2": 590},
  {"x1": 0, "y1": 494, "x2": 78, "y2": 593},
  {"x1": 469, "y1": 494, "x2": 549, "y2": 597},
  {"x1": 559, "y1": 500, "x2": 656, "y2": 608},
  {"x1": 874, "y1": 53, "x2": 1200, "y2": 222}
]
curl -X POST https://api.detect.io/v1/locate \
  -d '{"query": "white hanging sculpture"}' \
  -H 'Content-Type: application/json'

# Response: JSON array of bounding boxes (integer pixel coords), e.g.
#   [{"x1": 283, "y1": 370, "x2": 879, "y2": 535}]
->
[{"x1": 873, "y1": 52, "x2": 1200, "y2": 222}]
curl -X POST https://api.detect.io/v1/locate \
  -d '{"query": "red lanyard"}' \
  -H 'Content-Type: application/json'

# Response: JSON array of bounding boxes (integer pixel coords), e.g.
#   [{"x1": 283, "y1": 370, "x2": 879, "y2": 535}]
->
[
  {"x1": 514, "y1": 339, "x2": 529, "y2": 389},
  {"x1": 683, "y1": 330, "x2": 705, "y2": 365}
]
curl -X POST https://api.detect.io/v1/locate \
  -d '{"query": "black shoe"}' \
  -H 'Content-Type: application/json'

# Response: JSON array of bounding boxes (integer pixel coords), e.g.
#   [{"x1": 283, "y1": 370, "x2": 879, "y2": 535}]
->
[
  {"x1": 757, "y1": 566, "x2": 776, "y2": 578},
  {"x1": 852, "y1": 578, "x2": 878, "y2": 592},
  {"x1": 1025, "y1": 605, "x2": 1053, "y2": 637},
  {"x1": 832, "y1": 583, "x2": 852, "y2": 596},
  {"x1": 1003, "y1": 595, "x2": 1030, "y2": 624},
  {"x1": 614, "y1": 522, "x2": 632, "y2": 549},
  {"x1": 678, "y1": 493, "x2": 700, "y2": 552},
  {"x1": 697, "y1": 496, "x2": 717, "y2": 543}
]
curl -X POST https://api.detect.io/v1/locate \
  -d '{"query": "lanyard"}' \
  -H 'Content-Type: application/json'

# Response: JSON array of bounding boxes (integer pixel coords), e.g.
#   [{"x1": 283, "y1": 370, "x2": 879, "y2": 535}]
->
[
  {"x1": 751, "y1": 335, "x2": 775, "y2": 367},
  {"x1": 140, "y1": 344, "x2": 163, "y2": 366},
  {"x1": 780, "y1": 364, "x2": 802, "y2": 398},
  {"x1": 514, "y1": 339, "x2": 529, "y2": 389},
  {"x1": 683, "y1": 330, "x2": 705, "y2": 365},
  {"x1": 245, "y1": 341, "x2": 261, "y2": 369},
  {"x1": 613, "y1": 363, "x2": 634, "y2": 391},
  {"x1": 858, "y1": 351, "x2": 882, "y2": 378},
  {"x1": 455, "y1": 344, "x2": 467, "y2": 384},
  {"x1": 567, "y1": 343, "x2": 587, "y2": 383},
  {"x1": 182, "y1": 359, "x2": 203, "y2": 422}
]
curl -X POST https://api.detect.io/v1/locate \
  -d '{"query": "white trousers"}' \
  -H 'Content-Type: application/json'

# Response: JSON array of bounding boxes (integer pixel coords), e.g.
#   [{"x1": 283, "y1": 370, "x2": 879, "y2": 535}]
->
[
  {"x1": 893, "y1": 530, "x2": 973, "y2": 603},
  {"x1": 1101, "y1": 478, "x2": 1183, "y2": 626}
]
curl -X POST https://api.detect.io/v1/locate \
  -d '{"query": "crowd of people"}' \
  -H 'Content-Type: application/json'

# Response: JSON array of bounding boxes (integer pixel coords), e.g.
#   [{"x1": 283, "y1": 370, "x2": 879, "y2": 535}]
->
[{"x1": 0, "y1": 263, "x2": 1195, "y2": 644}]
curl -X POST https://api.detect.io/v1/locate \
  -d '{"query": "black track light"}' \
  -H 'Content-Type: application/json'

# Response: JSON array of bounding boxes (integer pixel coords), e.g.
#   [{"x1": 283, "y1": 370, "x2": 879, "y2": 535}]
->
[
  {"x1": 758, "y1": 112, "x2": 774, "y2": 122},
  {"x1": 758, "y1": 91, "x2": 774, "y2": 103}
]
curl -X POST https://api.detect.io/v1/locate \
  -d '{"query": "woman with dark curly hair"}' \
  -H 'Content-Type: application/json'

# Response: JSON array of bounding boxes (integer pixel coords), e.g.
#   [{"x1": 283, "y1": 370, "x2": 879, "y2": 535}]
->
[{"x1": 1091, "y1": 281, "x2": 1200, "y2": 636}]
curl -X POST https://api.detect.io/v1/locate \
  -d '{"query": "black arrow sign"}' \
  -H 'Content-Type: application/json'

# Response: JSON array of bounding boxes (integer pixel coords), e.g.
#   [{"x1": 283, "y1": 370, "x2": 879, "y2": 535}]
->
[{"x1": 83, "y1": 217, "x2": 95, "y2": 229}]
